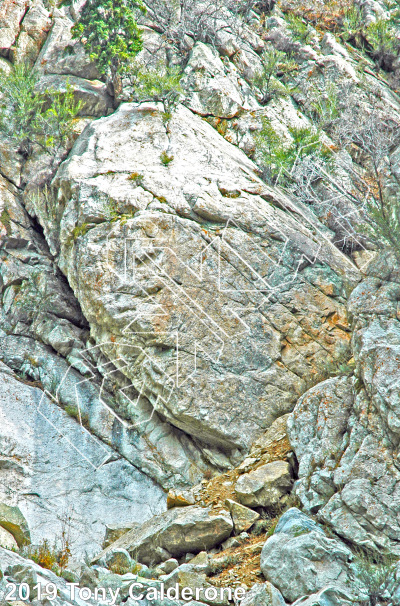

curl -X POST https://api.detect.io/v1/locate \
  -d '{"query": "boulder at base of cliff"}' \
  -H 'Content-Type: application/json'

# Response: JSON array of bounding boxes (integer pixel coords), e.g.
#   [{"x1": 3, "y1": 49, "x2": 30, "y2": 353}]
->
[
  {"x1": 234, "y1": 461, "x2": 293, "y2": 508},
  {"x1": 260, "y1": 508, "x2": 363, "y2": 603},
  {"x1": 94, "y1": 506, "x2": 233, "y2": 566}
]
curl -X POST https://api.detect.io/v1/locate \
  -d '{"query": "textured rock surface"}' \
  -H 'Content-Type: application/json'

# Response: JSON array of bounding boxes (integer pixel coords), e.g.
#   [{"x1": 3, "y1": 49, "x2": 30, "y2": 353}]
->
[
  {"x1": 234, "y1": 461, "x2": 293, "y2": 508},
  {"x1": 239, "y1": 582, "x2": 285, "y2": 606},
  {"x1": 224, "y1": 499, "x2": 260, "y2": 533},
  {"x1": 95, "y1": 505, "x2": 233, "y2": 565},
  {"x1": 0, "y1": 503, "x2": 30, "y2": 547},
  {"x1": 0, "y1": 362, "x2": 165, "y2": 556},
  {"x1": 2, "y1": 0, "x2": 400, "y2": 598},
  {"x1": 288, "y1": 259, "x2": 400, "y2": 554},
  {"x1": 291, "y1": 587, "x2": 355, "y2": 606},
  {"x1": 260, "y1": 508, "x2": 360, "y2": 603},
  {"x1": 46, "y1": 100, "x2": 358, "y2": 466}
]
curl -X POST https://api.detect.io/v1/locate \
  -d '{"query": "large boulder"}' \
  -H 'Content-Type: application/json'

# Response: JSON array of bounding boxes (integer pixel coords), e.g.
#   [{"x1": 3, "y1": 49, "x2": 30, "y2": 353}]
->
[
  {"x1": 94, "y1": 505, "x2": 233, "y2": 566},
  {"x1": 42, "y1": 100, "x2": 359, "y2": 465},
  {"x1": 234, "y1": 461, "x2": 293, "y2": 508},
  {"x1": 260, "y1": 508, "x2": 360, "y2": 603}
]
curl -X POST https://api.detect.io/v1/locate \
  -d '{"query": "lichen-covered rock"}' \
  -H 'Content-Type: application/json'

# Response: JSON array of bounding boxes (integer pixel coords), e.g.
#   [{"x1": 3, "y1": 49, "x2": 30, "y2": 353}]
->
[
  {"x1": 94, "y1": 505, "x2": 233, "y2": 565},
  {"x1": 234, "y1": 461, "x2": 293, "y2": 508},
  {"x1": 260, "y1": 508, "x2": 361, "y2": 603},
  {"x1": 0, "y1": 503, "x2": 30, "y2": 547}
]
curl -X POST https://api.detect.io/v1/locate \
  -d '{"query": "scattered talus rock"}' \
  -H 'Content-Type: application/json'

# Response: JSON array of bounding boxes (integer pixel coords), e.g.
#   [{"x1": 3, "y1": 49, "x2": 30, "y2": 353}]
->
[
  {"x1": 43, "y1": 100, "x2": 360, "y2": 459},
  {"x1": 224, "y1": 499, "x2": 259, "y2": 533},
  {"x1": 260, "y1": 508, "x2": 362, "y2": 603},
  {"x1": 0, "y1": 362, "x2": 165, "y2": 556},
  {"x1": 239, "y1": 583, "x2": 285, "y2": 606},
  {"x1": 234, "y1": 461, "x2": 293, "y2": 508},
  {"x1": 288, "y1": 254, "x2": 400, "y2": 555},
  {"x1": 94, "y1": 505, "x2": 233, "y2": 565},
  {"x1": 0, "y1": 503, "x2": 30, "y2": 547}
]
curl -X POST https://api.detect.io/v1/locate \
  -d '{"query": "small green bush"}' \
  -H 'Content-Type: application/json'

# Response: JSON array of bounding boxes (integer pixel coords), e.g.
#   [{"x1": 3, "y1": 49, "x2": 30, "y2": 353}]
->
[
  {"x1": 0, "y1": 64, "x2": 82, "y2": 158},
  {"x1": 286, "y1": 14, "x2": 313, "y2": 44},
  {"x1": 71, "y1": 0, "x2": 145, "y2": 79},
  {"x1": 354, "y1": 550, "x2": 396, "y2": 606},
  {"x1": 256, "y1": 118, "x2": 325, "y2": 183},
  {"x1": 341, "y1": 5, "x2": 364, "y2": 40},
  {"x1": 365, "y1": 18, "x2": 399, "y2": 70},
  {"x1": 252, "y1": 47, "x2": 295, "y2": 104},
  {"x1": 160, "y1": 151, "x2": 174, "y2": 166},
  {"x1": 131, "y1": 63, "x2": 183, "y2": 112}
]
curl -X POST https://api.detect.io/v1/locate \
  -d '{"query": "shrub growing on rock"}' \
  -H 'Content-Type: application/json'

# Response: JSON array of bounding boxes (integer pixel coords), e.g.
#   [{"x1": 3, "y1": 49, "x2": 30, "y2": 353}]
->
[
  {"x1": 71, "y1": 0, "x2": 145, "y2": 79},
  {"x1": 131, "y1": 62, "x2": 183, "y2": 111},
  {"x1": 0, "y1": 64, "x2": 82, "y2": 158}
]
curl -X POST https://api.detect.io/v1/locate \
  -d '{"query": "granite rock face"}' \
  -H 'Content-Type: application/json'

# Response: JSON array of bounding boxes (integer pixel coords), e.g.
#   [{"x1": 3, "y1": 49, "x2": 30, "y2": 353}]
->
[
  {"x1": 288, "y1": 256, "x2": 400, "y2": 555},
  {"x1": 44, "y1": 100, "x2": 358, "y2": 466},
  {"x1": 260, "y1": 508, "x2": 361, "y2": 603},
  {"x1": 0, "y1": 362, "x2": 165, "y2": 556}
]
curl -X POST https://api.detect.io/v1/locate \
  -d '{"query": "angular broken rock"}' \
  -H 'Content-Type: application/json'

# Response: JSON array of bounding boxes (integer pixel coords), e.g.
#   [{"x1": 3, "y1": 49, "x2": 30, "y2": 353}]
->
[
  {"x1": 234, "y1": 461, "x2": 292, "y2": 508},
  {"x1": 240, "y1": 582, "x2": 286, "y2": 606},
  {"x1": 260, "y1": 508, "x2": 361, "y2": 603},
  {"x1": 94, "y1": 506, "x2": 233, "y2": 566},
  {"x1": 167, "y1": 489, "x2": 196, "y2": 509},
  {"x1": 0, "y1": 503, "x2": 30, "y2": 547},
  {"x1": 163, "y1": 567, "x2": 230, "y2": 606},
  {"x1": 291, "y1": 586, "x2": 355, "y2": 606},
  {"x1": 225, "y1": 499, "x2": 260, "y2": 533},
  {"x1": 105, "y1": 548, "x2": 132, "y2": 572}
]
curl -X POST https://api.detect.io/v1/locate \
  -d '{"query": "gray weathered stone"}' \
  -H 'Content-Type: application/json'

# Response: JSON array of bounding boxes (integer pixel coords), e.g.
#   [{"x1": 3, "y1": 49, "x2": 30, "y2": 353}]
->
[
  {"x1": 260, "y1": 508, "x2": 359, "y2": 603},
  {"x1": 105, "y1": 548, "x2": 132, "y2": 572},
  {"x1": 94, "y1": 505, "x2": 233, "y2": 566},
  {"x1": 234, "y1": 461, "x2": 293, "y2": 508},
  {"x1": 291, "y1": 586, "x2": 355, "y2": 606},
  {"x1": 239, "y1": 582, "x2": 286, "y2": 606},
  {"x1": 0, "y1": 362, "x2": 165, "y2": 557},
  {"x1": 0, "y1": 526, "x2": 18, "y2": 550},
  {"x1": 288, "y1": 263, "x2": 400, "y2": 555},
  {"x1": 225, "y1": 499, "x2": 260, "y2": 533},
  {"x1": 48, "y1": 100, "x2": 358, "y2": 463}
]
